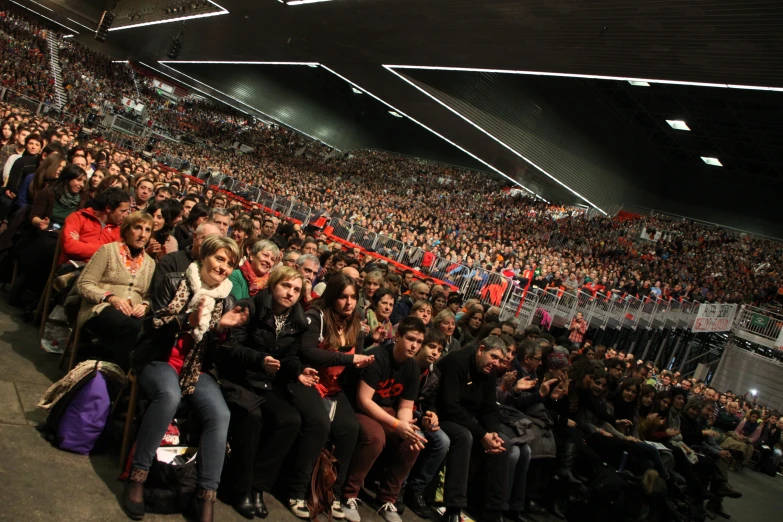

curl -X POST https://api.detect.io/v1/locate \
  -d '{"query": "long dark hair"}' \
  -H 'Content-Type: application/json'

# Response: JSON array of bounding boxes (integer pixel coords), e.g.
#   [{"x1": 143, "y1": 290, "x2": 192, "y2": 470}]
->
[
  {"x1": 148, "y1": 198, "x2": 183, "y2": 245},
  {"x1": 313, "y1": 274, "x2": 362, "y2": 351},
  {"x1": 51, "y1": 164, "x2": 86, "y2": 202}
]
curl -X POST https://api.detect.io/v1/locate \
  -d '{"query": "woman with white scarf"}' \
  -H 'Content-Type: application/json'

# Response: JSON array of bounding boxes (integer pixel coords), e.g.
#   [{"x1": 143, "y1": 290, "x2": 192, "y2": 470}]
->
[{"x1": 122, "y1": 235, "x2": 248, "y2": 522}]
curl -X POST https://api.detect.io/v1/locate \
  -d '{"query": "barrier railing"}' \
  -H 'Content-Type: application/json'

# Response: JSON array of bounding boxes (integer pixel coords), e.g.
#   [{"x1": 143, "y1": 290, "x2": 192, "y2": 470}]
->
[{"x1": 733, "y1": 305, "x2": 783, "y2": 344}]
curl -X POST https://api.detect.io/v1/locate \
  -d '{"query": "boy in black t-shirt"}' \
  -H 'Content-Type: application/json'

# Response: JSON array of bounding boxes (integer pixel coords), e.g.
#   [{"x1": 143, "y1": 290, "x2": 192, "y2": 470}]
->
[
  {"x1": 404, "y1": 329, "x2": 448, "y2": 518},
  {"x1": 342, "y1": 317, "x2": 427, "y2": 522}
]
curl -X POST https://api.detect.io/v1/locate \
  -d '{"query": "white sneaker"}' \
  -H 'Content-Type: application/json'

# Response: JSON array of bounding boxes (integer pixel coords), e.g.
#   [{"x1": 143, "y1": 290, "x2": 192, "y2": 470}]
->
[
  {"x1": 377, "y1": 502, "x2": 402, "y2": 522},
  {"x1": 331, "y1": 499, "x2": 346, "y2": 519},
  {"x1": 343, "y1": 497, "x2": 361, "y2": 522},
  {"x1": 289, "y1": 498, "x2": 311, "y2": 519}
]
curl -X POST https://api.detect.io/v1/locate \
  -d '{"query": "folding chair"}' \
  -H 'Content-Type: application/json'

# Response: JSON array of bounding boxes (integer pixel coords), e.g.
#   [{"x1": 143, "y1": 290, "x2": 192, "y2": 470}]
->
[{"x1": 36, "y1": 233, "x2": 64, "y2": 340}]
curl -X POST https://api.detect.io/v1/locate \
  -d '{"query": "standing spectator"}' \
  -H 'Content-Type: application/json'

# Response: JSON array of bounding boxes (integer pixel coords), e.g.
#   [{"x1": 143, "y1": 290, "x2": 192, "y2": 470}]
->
[{"x1": 568, "y1": 312, "x2": 588, "y2": 347}]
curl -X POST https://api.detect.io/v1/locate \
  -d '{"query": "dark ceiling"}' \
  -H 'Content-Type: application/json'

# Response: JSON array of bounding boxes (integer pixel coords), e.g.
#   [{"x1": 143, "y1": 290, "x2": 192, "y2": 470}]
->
[{"x1": 13, "y1": 0, "x2": 783, "y2": 233}]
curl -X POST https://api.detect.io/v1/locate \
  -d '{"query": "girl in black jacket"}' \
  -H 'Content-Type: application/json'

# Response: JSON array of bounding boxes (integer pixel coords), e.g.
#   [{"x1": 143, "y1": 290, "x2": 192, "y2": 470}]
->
[{"x1": 218, "y1": 266, "x2": 318, "y2": 519}]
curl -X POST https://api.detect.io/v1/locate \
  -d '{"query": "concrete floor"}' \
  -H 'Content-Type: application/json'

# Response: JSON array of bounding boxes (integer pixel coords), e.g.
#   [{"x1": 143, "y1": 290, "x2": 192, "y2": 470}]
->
[{"x1": 1, "y1": 296, "x2": 782, "y2": 522}]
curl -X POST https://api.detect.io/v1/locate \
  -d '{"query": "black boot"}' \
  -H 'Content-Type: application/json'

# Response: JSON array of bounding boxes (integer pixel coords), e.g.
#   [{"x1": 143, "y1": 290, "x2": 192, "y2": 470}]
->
[
  {"x1": 403, "y1": 488, "x2": 431, "y2": 519},
  {"x1": 706, "y1": 498, "x2": 730, "y2": 520},
  {"x1": 555, "y1": 441, "x2": 586, "y2": 486},
  {"x1": 122, "y1": 468, "x2": 147, "y2": 520},
  {"x1": 443, "y1": 507, "x2": 462, "y2": 522},
  {"x1": 197, "y1": 490, "x2": 216, "y2": 522},
  {"x1": 232, "y1": 493, "x2": 256, "y2": 519},
  {"x1": 253, "y1": 491, "x2": 268, "y2": 519}
]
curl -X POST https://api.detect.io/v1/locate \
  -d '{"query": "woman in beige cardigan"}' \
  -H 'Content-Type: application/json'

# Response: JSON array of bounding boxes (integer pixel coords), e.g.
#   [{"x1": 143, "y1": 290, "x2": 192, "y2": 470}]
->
[{"x1": 77, "y1": 212, "x2": 156, "y2": 370}]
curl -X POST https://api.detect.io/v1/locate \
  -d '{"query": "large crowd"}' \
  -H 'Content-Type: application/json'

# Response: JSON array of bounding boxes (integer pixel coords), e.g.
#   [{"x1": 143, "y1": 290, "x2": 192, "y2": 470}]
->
[{"x1": 0, "y1": 4, "x2": 782, "y2": 522}]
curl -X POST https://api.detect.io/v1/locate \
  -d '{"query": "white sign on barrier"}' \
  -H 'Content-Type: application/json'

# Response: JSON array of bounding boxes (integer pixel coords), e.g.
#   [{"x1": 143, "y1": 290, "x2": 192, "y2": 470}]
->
[
  {"x1": 776, "y1": 326, "x2": 783, "y2": 350},
  {"x1": 691, "y1": 303, "x2": 737, "y2": 333}
]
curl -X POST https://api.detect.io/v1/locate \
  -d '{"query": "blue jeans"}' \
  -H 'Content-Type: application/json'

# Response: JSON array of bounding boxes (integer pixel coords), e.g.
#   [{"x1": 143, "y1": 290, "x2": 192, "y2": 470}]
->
[
  {"x1": 506, "y1": 442, "x2": 532, "y2": 511},
  {"x1": 406, "y1": 428, "x2": 451, "y2": 493},
  {"x1": 132, "y1": 362, "x2": 230, "y2": 492}
]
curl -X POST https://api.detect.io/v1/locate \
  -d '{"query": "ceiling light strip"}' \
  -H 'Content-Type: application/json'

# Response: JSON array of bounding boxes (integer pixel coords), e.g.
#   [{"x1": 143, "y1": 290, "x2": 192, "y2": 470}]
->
[
  {"x1": 24, "y1": 0, "x2": 52, "y2": 11},
  {"x1": 159, "y1": 60, "x2": 319, "y2": 66},
  {"x1": 67, "y1": 17, "x2": 95, "y2": 31},
  {"x1": 8, "y1": 0, "x2": 80, "y2": 33},
  {"x1": 109, "y1": 11, "x2": 228, "y2": 31},
  {"x1": 286, "y1": 0, "x2": 335, "y2": 4},
  {"x1": 386, "y1": 64, "x2": 783, "y2": 93},
  {"x1": 384, "y1": 65, "x2": 605, "y2": 213},
  {"x1": 318, "y1": 64, "x2": 536, "y2": 196},
  {"x1": 154, "y1": 62, "x2": 340, "y2": 150}
]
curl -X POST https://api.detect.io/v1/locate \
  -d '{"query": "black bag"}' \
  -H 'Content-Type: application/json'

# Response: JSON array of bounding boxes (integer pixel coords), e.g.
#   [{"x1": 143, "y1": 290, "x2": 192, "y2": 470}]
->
[{"x1": 143, "y1": 450, "x2": 199, "y2": 514}]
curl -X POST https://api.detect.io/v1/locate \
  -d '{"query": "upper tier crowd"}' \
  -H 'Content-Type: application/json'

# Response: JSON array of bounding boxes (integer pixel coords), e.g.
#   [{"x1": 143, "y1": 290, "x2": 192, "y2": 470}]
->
[{"x1": 1, "y1": 4, "x2": 783, "y2": 522}]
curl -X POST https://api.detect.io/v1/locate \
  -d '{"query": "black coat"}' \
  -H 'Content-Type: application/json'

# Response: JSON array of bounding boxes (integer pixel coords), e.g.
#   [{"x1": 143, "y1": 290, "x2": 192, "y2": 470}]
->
[
  {"x1": 218, "y1": 288, "x2": 306, "y2": 393},
  {"x1": 132, "y1": 271, "x2": 235, "y2": 373}
]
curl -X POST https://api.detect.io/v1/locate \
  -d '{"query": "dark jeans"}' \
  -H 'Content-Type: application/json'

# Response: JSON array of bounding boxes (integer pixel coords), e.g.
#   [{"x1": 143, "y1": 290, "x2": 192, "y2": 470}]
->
[
  {"x1": 441, "y1": 421, "x2": 509, "y2": 511},
  {"x1": 85, "y1": 306, "x2": 144, "y2": 371},
  {"x1": 8, "y1": 231, "x2": 57, "y2": 305},
  {"x1": 503, "y1": 437, "x2": 532, "y2": 512},
  {"x1": 287, "y1": 384, "x2": 360, "y2": 499},
  {"x1": 222, "y1": 388, "x2": 302, "y2": 497},
  {"x1": 343, "y1": 410, "x2": 421, "y2": 503},
  {"x1": 407, "y1": 427, "x2": 450, "y2": 494},
  {"x1": 133, "y1": 362, "x2": 230, "y2": 492}
]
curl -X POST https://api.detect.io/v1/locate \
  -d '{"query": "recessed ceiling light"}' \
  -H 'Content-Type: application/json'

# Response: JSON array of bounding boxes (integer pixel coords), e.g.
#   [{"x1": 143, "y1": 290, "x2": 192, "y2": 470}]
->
[
  {"x1": 666, "y1": 120, "x2": 690, "y2": 131},
  {"x1": 701, "y1": 157, "x2": 723, "y2": 167},
  {"x1": 352, "y1": 87, "x2": 362, "y2": 94},
  {"x1": 388, "y1": 111, "x2": 403, "y2": 118},
  {"x1": 628, "y1": 81, "x2": 650, "y2": 87}
]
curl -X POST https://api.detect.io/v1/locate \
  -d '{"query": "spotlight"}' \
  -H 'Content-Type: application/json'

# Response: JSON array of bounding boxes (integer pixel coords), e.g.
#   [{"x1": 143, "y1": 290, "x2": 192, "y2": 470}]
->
[
  {"x1": 167, "y1": 36, "x2": 183, "y2": 59},
  {"x1": 95, "y1": 10, "x2": 114, "y2": 42}
]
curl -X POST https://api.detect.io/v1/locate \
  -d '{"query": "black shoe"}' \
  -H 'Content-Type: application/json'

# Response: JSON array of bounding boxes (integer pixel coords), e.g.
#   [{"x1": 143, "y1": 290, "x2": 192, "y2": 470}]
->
[
  {"x1": 404, "y1": 489, "x2": 430, "y2": 519},
  {"x1": 526, "y1": 500, "x2": 548, "y2": 516},
  {"x1": 551, "y1": 501, "x2": 567, "y2": 520},
  {"x1": 253, "y1": 491, "x2": 268, "y2": 519},
  {"x1": 706, "y1": 500, "x2": 731, "y2": 520},
  {"x1": 121, "y1": 481, "x2": 145, "y2": 520},
  {"x1": 503, "y1": 511, "x2": 536, "y2": 522},
  {"x1": 481, "y1": 510, "x2": 504, "y2": 522},
  {"x1": 232, "y1": 493, "x2": 255, "y2": 520},
  {"x1": 443, "y1": 508, "x2": 462, "y2": 522},
  {"x1": 717, "y1": 484, "x2": 743, "y2": 499}
]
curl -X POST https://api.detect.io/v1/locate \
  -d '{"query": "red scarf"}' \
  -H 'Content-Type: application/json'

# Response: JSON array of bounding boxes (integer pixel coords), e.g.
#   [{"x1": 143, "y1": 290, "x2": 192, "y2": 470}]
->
[{"x1": 239, "y1": 261, "x2": 269, "y2": 296}]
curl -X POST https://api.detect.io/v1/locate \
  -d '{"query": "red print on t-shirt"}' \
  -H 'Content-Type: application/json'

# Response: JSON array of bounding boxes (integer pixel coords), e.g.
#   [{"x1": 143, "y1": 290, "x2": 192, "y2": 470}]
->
[{"x1": 377, "y1": 378, "x2": 404, "y2": 399}]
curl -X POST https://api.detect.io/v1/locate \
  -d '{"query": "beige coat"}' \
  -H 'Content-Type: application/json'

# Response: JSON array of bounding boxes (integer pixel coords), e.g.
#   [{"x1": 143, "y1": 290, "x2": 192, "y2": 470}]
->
[{"x1": 76, "y1": 242, "x2": 155, "y2": 327}]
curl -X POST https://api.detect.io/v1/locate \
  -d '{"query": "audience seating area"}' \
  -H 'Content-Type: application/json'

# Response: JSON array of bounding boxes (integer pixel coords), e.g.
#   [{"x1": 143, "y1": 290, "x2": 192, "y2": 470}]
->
[{"x1": 1, "y1": 4, "x2": 782, "y2": 522}]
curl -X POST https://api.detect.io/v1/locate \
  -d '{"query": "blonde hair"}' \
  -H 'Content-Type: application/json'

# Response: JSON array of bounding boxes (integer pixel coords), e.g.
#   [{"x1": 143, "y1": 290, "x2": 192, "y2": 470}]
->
[
  {"x1": 199, "y1": 235, "x2": 240, "y2": 267},
  {"x1": 410, "y1": 300, "x2": 433, "y2": 316},
  {"x1": 120, "y1": 211, "x2": 154, "y2": 240},
  {"x1": 268, "y1": 265, "x2": 305, "y2": 290},
  {"x1": 433, "y1": 309, "x2": 456, "y2": 327},
  {"x1": 249, "y1": 238, "x2": 280, "y2": 258}
]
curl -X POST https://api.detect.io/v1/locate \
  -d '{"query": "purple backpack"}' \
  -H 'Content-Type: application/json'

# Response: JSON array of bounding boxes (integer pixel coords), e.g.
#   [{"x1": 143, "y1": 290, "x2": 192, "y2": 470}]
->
[{"x1": 55, "y1": 372, "x2": 111, "y2": 455}]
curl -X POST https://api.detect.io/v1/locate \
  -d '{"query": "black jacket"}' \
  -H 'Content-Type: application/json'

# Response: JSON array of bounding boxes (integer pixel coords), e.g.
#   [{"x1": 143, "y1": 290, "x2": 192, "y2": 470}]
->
[
  {"x1": 679, "y1": 412, "x2": 707, "y2": 447},
  {"x1": 436, "y1": 346, "x2": 499, "y2": 441},
  {"x1": 7, "y1": 152, "x2": 39, "y2": 195},
  {"x1": 218, "y1": 288, "x2": 307, "y2": 392},
  {"x1": 417, "y1": 364, "x2": 441, "y2": 415},
  {"x1": 151, "y1": 249, "x2": 194, "y2": 296},
  {"x1": 132, "y1": 271, "x2": 235, "y2": 373},
  {"x1": 298, "y1": 307, "x2": 365, "y2": 368}
]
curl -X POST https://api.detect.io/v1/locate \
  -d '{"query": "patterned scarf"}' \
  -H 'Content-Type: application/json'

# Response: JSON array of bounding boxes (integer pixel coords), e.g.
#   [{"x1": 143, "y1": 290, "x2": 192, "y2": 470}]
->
[
  {"x1": 151, "y1": 262, "x2": 232, "y2": 396},
  {"x1": 118, "y1": 243, "x2": 144, "y2": 276},
  {"x1": 240, "y1": 260, "x2": 269, "y2": 296}
]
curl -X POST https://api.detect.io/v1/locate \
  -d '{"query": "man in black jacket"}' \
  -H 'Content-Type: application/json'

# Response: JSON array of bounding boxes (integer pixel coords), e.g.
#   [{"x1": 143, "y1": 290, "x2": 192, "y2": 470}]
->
[
  {"x1": 152, "y1": 222, "x2": 220, "y2": 294},
  {"x1": 404, "y1": 329, "x2": 448, "y2": 518},
  {"x1": 437, "y1": 335, "x2": 509, "y2": 522}
]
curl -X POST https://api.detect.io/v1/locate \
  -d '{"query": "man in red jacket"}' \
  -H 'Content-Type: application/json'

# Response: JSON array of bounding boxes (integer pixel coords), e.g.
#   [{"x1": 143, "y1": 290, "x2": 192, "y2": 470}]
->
[{"x1": 59, "y1": 188, "x2": 130, "y2": 264}]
